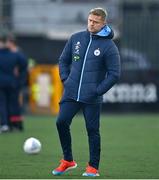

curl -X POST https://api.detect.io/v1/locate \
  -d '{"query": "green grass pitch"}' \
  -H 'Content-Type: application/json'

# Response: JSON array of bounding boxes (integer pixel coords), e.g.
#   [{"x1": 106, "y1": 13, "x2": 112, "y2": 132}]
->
[{"x1": 0, "y1": 114, "x2": 159, "y2": 179}]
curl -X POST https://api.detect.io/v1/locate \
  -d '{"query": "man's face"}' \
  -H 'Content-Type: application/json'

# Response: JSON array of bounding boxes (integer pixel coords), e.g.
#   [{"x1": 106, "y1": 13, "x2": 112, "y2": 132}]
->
[{"x1": 87, "y1": 14, "x2": 106, "y2": 33}]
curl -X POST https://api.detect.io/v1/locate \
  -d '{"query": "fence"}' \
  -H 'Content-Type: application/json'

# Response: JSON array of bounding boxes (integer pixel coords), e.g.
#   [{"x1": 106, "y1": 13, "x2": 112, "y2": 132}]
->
[{"x1": 121, "y1": 10, "x2": 159, "y2": 70}]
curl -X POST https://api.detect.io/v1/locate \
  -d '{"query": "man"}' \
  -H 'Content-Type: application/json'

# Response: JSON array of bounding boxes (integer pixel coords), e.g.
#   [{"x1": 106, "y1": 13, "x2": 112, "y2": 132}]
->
[
  {"x1": 0, "y1": 32, "x2": 28, "y2": 132},
  {"x1": 6, "y1": 34, "x2": 28, "y2": 131},
  {"x1": 52, "y1": 7, "x2": 121, "y2": 177}
]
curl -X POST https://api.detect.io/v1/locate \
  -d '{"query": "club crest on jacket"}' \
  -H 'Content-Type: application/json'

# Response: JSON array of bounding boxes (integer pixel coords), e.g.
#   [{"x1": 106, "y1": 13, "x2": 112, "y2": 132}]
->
[{"x1": 94, "y1": 48, "x2": 100, "y2": 56}]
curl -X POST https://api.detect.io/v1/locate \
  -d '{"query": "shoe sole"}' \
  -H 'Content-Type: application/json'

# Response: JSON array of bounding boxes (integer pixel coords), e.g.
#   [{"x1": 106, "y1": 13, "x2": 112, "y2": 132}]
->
[
  {"x1": 52, "y1": 163, "x2": 77, "y2": 175},
  {"x1": 82, "y1": 172, "x2": 100, "y2": 177}
]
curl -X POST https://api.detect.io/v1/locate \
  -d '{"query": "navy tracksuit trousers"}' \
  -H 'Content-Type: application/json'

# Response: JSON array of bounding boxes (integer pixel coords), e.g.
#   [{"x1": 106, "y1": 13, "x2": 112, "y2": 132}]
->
[
  {"x1": 0, "y1": 87, "x2": 22, "y2": 126},
  {"x1": 56, "y1": 99, "x2": 101, "y2": 169},
  {"x1": 0, "y1": 88, "x2": 10, "y2": 126}
]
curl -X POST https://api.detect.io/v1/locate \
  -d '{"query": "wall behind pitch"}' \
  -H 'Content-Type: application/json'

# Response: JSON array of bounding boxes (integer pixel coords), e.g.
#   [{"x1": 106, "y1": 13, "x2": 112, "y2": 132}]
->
[
  {"x1": 102, "y1": 70, "x2": 159, "y2": 113},
  {"x1": 17, "y1": 35, "x2": 66, "y2": 64}
]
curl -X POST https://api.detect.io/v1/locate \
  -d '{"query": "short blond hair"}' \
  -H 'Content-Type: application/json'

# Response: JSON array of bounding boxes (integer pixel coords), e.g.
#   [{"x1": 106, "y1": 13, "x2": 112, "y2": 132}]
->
[{"x1": 89, "y1": 7, "x2": 108, "y2": 21}]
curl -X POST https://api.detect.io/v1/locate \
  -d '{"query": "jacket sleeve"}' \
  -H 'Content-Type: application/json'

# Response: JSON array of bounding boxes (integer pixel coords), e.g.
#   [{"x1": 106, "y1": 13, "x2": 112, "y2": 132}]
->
[
  {"x1": 59, "y1": 36, "x2": 72, "y2": 82},
  {"x1": 97, "y1": 43, "x2": 121, "y2": 96}
]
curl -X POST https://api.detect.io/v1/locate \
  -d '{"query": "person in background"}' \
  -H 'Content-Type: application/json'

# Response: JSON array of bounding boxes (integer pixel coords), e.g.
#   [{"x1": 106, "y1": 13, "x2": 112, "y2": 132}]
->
[
  {"x1": 0, "y1": 31, "x2": 28, "y2": 133},
  {"x1": 52, "y1": 7, "x2": 121, "y2": 177},
  {"x1": 6, "y1": 34, "x2": 28, "y2": 131}
]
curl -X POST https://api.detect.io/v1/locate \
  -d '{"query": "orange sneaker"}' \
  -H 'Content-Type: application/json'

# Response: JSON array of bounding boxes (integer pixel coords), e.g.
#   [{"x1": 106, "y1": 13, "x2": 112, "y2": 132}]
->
[
  {"x1": 52, "y1": 159, "x2": 77, "y2": 175},
  {"x1": 82, "y1": 165, "x2": 100, "y2": 177}
]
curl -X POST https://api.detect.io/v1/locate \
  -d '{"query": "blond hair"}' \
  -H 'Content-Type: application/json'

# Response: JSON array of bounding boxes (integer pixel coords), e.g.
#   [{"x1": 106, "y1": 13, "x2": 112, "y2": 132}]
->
[{"x1": 89, "y1": 7, "x2": 108, "y2": 21}]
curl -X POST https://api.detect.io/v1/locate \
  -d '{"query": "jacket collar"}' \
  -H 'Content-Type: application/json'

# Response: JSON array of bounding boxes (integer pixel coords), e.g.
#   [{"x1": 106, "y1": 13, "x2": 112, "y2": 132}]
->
[{"x1": 88, "y1": 25, "x2": 114, "y2": 39}]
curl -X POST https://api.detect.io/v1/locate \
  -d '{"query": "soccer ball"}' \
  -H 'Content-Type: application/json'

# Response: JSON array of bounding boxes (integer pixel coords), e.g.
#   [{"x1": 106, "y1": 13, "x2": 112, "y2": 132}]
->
[{"x1": 23, "y1": 137, "x2": 42, "y2": 154}]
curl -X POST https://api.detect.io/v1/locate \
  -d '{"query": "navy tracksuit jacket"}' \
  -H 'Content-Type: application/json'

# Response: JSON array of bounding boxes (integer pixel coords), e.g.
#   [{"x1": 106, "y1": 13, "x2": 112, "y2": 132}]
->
[
  {"x1": 56, "y1": 26, "x2": 120, "y2": 169},
  {"x1": 0, "y1": 48, "x2": 28, "y2": 126}
]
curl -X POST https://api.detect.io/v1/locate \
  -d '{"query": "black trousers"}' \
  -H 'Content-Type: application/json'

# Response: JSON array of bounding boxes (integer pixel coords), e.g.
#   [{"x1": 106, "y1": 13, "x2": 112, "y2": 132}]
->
[{"x1": 56, "y1": 99, "x2": 101, "y2": 169}]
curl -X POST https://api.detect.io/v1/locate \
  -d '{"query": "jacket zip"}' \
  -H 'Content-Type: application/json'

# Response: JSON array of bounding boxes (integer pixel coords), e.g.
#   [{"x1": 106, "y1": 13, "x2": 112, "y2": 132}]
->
[{"x1": 77, "y1": 35, "x2": 92, "y2": 101}]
